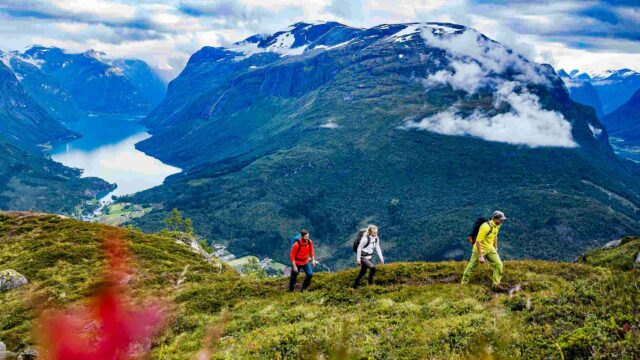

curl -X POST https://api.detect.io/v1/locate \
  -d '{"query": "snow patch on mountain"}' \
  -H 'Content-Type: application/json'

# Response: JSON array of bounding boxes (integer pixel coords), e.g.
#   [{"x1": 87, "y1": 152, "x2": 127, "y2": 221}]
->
[
  {"x1": 588, "y1": 124, "x2": 603, "y2": 138},
  {"x1": 320, "y1": 118, "x2": 340, "y2": 129},
  {"x1": 390, "y1": 23, "x2": 461, "y2": 42},
  {"x1": 230, "y1": 32, "x2": 307, "y2": 60},
  {"x1": 106, "y1": 66, "x2": 124, "y2": 76},
  {"x1": 405, "y1": 81, "x2": 577, "y2": 148},
  {"x1": 0, "y1": 52, "x2": 11, "y2": 69},
  {"x1": 84, "y1": 49, "x2": 109, "y2": 63},
  {"x1": 0, "y1": 51, "x2": 44, "y2": 72},
  {"x1": 590, "y1": 68, "x2": 639, "y2": 81}
]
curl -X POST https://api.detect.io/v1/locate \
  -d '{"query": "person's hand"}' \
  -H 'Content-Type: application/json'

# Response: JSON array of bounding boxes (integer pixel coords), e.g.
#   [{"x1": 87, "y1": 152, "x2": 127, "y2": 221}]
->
[
  {"x1": 356, "y1": 260, "x2": 361, "y2": 266},
  {"x1": 311, "y1": 260, "x2": 316, "y2": 268},
  {"x1": 479, "y1": 256, "x2": 486, "y2": 264},
  {"x1": 292, "y1": 265, "x2": 298, "y2": 273},
  {"x1": 380, "y1": 259, "x2": 385, "y2": 264}
]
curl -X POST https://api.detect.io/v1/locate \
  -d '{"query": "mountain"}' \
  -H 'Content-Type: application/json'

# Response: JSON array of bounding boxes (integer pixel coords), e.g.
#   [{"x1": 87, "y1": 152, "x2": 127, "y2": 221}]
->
[
  {"x1": 1, "y1": 212, "x2": 639, "y2": 358},
  {"x1": 0, "y1": 57, "x2": 76, "y2": 152},
  {"x1": 0, "y1": 56, "x2": 113, "y2": 214},
  {"x1": 563, "y1": 68, "x2": 640, "y2": 115},
  {"x1": 0, "y1": 139, "x2": 113, "y2": 214},
  {"x1": 15, "y1": 46, "x2": 166, "y2": 115},
  {"x1": 591, "y1": 69, "x2": 640, "y2": 114},
  {"x1": 111, "y1": 58, "x2": 167, "y2": 107},
  {"x1": 0, "y1": 50, "x2": 80, "y2": 123},
  {"x1": 602, "y1": 88, "x2": 640, "y2": 145},
  {"x1": 558, "y1": 69, "x2": 604, "y2": 118},
  {"x1": 124, "y1": 22, "x2": 640, "y2": 268}
]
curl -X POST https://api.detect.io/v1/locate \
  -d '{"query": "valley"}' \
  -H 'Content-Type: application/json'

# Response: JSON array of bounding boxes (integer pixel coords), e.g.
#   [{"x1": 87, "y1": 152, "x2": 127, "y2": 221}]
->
[
  {"x1": 115, "y1": 22, "x2": 640, "y2": 269},
  {"x1": 49, "y1": 113, "x2": 181, "y2": 204}
]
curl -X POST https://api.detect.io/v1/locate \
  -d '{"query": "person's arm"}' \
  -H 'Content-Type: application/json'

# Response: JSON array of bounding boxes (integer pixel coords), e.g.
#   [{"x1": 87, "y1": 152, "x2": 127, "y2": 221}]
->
[
  {"x1": 494, "y1": 235, "x2": 498, "y2": 252},
  {"x1": 310, "y1": 240, "x2": 316, "y2": 267},
  {"x1": 375, "y1": 239, "x2": 384, "y2": 264},
  {"x1": 476, "y1": 224, "x2": 488, "y2": 263},
  {"x1": 356, "y1": 235, "x2": 365, "y2": 265},
  {"x1": 290, "y1": 242, "x2": 299, "y2": 272}
]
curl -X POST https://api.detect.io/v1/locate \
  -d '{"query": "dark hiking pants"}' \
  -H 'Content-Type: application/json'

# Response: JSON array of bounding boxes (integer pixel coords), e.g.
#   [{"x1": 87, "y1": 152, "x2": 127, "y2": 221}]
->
[
  {"x1": 289, "y1": 262, "x2": 313, "y2": 291},
  {"x1": 354, "y1": 258, "x2": 376, "y2": 288}
]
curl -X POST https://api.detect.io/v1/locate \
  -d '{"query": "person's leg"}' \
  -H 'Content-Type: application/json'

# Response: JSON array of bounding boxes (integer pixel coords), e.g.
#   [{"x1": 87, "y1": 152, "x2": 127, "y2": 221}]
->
[
  {"x1": 301, "y1": 263, "x2": 313, "y2": 291},
  {"x1": 354, "y1": 262, "x2": 369, "y2": 288},
  {"x1": 461, "y1": 251, "x2": 479, "y2": 284},
  {"x1": 485, "y1": 251, "x2": 503, "y2": 286},
  {"x1": 288, "y1": 266, "x2": 299, "y2": 291},
  {"x1": 362, "y1": 258, "x2": 376, "y2": 285}
]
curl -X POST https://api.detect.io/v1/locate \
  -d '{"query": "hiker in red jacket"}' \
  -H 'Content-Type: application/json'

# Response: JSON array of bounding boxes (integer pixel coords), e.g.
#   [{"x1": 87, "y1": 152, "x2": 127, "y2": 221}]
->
[{"x1": 289, "y1": 229, "x2": 316, "y2": 292}]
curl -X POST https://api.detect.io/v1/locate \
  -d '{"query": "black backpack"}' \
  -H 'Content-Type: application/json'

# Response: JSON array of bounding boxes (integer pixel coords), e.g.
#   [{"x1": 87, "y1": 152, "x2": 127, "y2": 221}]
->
[
  {"x1": 352, "y1": 229, "x2": 370, "y2": 252},
  {"x1": 468, "y1": 217, "x2": 493, "y2": 245}
]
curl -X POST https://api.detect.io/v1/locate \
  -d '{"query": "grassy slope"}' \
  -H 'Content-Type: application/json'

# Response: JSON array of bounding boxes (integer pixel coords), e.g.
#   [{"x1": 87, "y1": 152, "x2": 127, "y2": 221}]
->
[
  {"x1": 580, "y1": 236, "x2": 640, "y2": 271},
  {"x1": 1, "y1": 213, "x2": 639, "y2": 359}
]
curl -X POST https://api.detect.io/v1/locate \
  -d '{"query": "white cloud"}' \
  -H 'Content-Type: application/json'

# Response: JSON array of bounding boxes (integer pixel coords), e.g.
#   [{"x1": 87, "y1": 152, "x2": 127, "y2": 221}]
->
[
  {"x1": 424, "y1": 60, "x2": 488, "y2": 94},
  {"x1": 532, "y1": 38, "x2": 640, "y2": 75},
  {"x1": 51, "y1": 0, "x2": 137, "y2": 21},
  {"x1": 418, "y1": 27, "x2": 550, "y2": 95},
  {"x1": 405, "y1": 81, "x2": 577, "y2": 148}
]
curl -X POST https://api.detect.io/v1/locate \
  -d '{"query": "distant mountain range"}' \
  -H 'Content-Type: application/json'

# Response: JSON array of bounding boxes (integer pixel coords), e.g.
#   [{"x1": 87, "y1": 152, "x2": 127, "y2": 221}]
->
[
  {"x1": 0, "y1": 58, "x2": 113, "y2": 213},
  {"x1": 603, "y1": 88, "x2": 640, "y2": 146},
  {"x1": 0, "y1": 46, "x2": 166, "y2": 119},
  {"x1": 559, "y1": 68, "x2": 640, "y2": 153},
  {"x1": 559, "y1": 68, "x2": 640, "y2": 116},
  {"x1": 122, "y1": 21, "x2": 640, "y2": 268},
  {"x1": 0, "y1": 58, "x2": 74, "y2": 151},
  {"x1": 0, "y1": 45, "x2": 165, "y2": 214}
]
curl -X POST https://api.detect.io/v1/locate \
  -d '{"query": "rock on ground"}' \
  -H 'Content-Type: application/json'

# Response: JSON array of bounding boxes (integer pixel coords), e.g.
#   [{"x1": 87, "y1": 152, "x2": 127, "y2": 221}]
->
[
  {"x1": 0, "y1": 269, "x2": 28, "y2": 292},
  {"x1": 17, "y1": 348, "x2": 37, "y2": 360},
  {"x1": 602, "y1": 239, "x2": 622, "y2": 249}
]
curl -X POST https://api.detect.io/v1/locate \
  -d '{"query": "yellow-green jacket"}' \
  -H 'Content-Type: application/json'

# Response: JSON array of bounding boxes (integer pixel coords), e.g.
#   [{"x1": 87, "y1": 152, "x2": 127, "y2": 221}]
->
[{"x1": 473, "y1": 219, "x2": 501, "y2": 254}]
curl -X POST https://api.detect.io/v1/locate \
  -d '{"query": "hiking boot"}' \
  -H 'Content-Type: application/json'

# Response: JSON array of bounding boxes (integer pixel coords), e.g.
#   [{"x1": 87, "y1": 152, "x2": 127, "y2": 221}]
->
[{"x1": 491, "y1": 284, "x2": 509, "y2": 293}]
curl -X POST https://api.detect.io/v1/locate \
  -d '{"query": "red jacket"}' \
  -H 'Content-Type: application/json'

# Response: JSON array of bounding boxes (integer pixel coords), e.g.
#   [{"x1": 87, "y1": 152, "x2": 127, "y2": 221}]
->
[{"x1": 290, "y1": 239, "x2": 314, "y2": 266}]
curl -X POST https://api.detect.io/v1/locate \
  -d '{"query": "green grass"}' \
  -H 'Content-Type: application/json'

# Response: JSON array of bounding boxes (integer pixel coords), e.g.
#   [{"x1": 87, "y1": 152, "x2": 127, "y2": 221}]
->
[
  {"x1": 1, "y1": 212, "x2": 639, "y2": 359},
  {"x1": 226, "y1": 255, "x2": 286, "y2": 272},
  {"x1": 227, "y1": 255, "x2": 260, "y2": 268},
  {"x1": 96, "y1": 202, "x2": 153, "y2": 226},
  {"x1": 579, "y1": 236, "x2": 640, "y2": 271}
]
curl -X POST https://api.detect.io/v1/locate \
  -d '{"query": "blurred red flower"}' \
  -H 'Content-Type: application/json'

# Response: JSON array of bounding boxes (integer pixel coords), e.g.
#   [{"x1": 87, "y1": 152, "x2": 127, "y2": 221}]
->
[{"x1": 37, "y1": 229, "x2": 166, "y2": 360}]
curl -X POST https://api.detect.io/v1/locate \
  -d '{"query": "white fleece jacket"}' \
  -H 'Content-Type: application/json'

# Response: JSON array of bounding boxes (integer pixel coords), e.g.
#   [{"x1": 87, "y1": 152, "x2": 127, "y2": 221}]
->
[{"x1": 356, "y1": 235, "x2": 384, "y2": 263}]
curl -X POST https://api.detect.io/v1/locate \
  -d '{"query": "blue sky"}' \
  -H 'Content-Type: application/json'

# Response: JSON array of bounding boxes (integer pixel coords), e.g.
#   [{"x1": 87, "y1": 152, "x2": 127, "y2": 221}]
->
[{"x1": 0, "y1": 0, "x2": 638, "y2": 80}]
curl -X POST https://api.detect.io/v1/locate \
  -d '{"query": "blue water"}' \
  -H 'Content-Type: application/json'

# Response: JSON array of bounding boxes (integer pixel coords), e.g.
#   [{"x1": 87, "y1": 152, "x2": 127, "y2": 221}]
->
[
  {"x1": 50, "y1": 114, "x2": 180, "y2": 202},
  {"x1": 610, "y1": 137, "x2": 640, "y2": 164}
]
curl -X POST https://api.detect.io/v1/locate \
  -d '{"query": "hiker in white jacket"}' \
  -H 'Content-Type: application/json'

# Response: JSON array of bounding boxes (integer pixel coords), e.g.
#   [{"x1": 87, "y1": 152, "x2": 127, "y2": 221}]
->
[{"x1": 354, "y1": 224, "x2": 384, "y2": 288}]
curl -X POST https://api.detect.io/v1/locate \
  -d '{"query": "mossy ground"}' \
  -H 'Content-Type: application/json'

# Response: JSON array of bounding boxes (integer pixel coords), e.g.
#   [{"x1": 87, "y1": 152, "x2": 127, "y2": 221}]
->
[
  {"x1": 1, "y1": 213, "x2": 638, "y2": 359},
  {"x1": 580, "y1": 236, "x2": 640, "y2": 271}
]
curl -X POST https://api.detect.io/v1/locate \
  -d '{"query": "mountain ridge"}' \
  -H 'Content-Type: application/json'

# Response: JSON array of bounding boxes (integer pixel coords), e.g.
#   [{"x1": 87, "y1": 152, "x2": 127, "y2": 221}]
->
[
  {"x1": 603, "y1": 87, "x2": 640, "y2": 146},
  {"x1": 119, "y1": 21, "x2": 640, "y2": 268},
  {"x1": 2, "y1": 45, "x2": 167, "y2": 117},
  {"x1": 561, "y1": 68, "x2": 640, "y2": 115}
]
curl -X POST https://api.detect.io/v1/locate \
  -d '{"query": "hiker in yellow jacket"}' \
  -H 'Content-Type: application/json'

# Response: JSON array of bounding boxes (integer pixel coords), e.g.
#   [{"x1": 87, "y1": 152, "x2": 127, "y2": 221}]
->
[{"x1": 461, "y1": 210, "x2": 506, "y2": 290}]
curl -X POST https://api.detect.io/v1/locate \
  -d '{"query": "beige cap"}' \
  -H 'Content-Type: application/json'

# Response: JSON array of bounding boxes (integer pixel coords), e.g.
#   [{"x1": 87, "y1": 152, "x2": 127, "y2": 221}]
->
[{"x1": 493, "y1": 210, "x2": 507, "y2": 220}]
